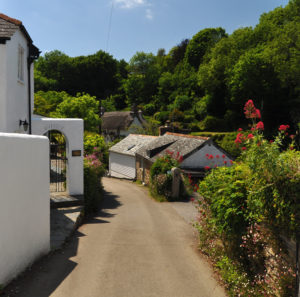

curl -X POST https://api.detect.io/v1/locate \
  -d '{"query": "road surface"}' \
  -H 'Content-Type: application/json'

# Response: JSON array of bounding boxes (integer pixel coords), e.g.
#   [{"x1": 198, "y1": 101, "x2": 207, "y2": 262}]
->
[{"x1": 4, "y1": 177, "x2": 226, "y2": 297}]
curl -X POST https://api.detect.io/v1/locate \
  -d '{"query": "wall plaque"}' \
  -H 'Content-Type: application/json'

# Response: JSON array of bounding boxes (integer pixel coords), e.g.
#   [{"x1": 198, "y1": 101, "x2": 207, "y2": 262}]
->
[{"x1": 72, "y1": 150, "x2": 81, "y2": 157}]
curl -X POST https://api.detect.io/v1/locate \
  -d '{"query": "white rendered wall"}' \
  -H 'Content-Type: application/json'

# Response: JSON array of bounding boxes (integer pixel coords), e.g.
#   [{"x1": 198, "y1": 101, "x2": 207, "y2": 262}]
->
[
  {"x1": 0, "y1": 133, "x2": 50, "y2": 285},
  {"x1": 5, "y1": 29, "x2": 30, "y2": 134},
  {"x1": 181, "y1": 143, "x2": 233, "y2": 169},
  {"x1": 32, "y1": 117, "x2": 84, "y2": 195}
]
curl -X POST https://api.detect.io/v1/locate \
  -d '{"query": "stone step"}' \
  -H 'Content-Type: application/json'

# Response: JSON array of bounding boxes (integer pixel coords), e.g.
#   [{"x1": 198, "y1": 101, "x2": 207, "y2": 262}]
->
[{"x1": 50, "y1": 193, "x2": 84, "y2": 208}]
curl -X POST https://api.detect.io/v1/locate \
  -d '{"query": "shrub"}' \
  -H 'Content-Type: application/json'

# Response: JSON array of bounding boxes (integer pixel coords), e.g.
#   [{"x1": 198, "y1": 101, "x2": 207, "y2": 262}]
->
[
  {"x1": 84, "y1": 132, "x2": 109, "y2": 168},
  {"x1": 195, "y1": 99, "x2": 298, "y2": 296},
  {"x1": 84, "y1": 149, "x2": 105, "y2": 214},
  {"x1": 150, "y1": 151, "x2": 182, "y2": 201}
]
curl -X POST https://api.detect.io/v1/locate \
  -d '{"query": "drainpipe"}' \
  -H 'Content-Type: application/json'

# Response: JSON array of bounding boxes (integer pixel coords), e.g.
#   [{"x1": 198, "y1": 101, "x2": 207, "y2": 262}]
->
[{"x1": 27, "y1": 43, "x2": 40, "y2": 135}]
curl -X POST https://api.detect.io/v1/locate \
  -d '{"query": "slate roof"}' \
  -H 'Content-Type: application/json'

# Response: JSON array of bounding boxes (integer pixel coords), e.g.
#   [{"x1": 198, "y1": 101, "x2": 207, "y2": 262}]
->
[
  {"x1": 0, "y1": 13, "x2": 35, "y2": 44},
  {"x1": 135, "y1": 132, "x2": 210, "y2": 162},
  {"x1": 109, "y1": 134, "x2": 157, "y2": 157},
  {"x1": 0, "y1": 14, "x2": 20, "y2": 39},
  {"x1": 102, "y1": 111, "x2": 146, "y2": 131}
]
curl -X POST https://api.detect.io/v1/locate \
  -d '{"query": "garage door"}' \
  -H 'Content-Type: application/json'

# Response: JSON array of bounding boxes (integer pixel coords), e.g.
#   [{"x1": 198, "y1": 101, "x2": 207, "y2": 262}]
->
[{"x1": 109, "y1": 152, "x2": 136, "y2": 179}]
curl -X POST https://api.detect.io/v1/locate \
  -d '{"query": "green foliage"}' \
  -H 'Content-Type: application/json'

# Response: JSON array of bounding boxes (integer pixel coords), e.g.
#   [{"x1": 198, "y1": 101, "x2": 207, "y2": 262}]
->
[
  {"x1": 51, "y1": 93, "x2": 100, "y2": 132},
  {"x1": 84, "y1": 150, "x2": 105, "y2": 213},
  {"x1": 35, "y1": 50, "x2": 120, "y2": 99},
  {"x1": 185, "y1": 27, "x2": 227, "y2": 69},
  {"x1": 199, "y1": 165, "x2": 248, "y2": 237},
  {"x1": 198, "y1": 115, "x2": 227, "y2": 131},
  {"x1": 34, "y1": 90, "x2": 71, "y2": 117},
  {"x1": 150, "y1": 153, "x2": 181, "y2": 201}
]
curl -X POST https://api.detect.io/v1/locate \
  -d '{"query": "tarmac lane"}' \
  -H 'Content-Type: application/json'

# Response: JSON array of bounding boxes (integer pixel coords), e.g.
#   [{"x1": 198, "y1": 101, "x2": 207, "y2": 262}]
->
[{"x1": 3, "y1": 177, "x2": 226, "y2": 297}]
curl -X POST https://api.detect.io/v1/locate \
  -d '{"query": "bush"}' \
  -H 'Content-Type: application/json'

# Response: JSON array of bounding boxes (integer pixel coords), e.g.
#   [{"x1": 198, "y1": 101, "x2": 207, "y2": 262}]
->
[
  {"x1": 195, "y1": 99, "x2": 298, "y2": 296},
  {"x1": 150, "y1": 151, "x2": 182, "y2": 201},
  {"x1": 84, "y1": 150, "x2": 105, "y2": 214},
  {"x1": 198, "y1": 115, "x2": 228, "y2": 131},
  {"x1": 84, "y1": 132, "x2": 109, "y2": 168}
]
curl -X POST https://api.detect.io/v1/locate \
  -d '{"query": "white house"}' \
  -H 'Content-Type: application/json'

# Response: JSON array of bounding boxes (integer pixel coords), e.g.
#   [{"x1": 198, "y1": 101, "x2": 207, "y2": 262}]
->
[
  {"x1": 109, "y1": 134, "x2": 157, "y2": 179},
  {"x1": 0, "y1": 13, "x2": 83, "y2": 196},
  {"x1": 0, "y1": 13, "x2": 83, "y2": 285},
  {"x1": 135, "y1": 132, "x2": 234, "y2": 184}
]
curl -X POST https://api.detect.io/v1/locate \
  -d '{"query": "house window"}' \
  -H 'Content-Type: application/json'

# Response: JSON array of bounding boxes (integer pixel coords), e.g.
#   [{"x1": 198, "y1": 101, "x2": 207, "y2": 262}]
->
[{"x1": 18, "y1": 45, "x2": 25, "y2": 82}]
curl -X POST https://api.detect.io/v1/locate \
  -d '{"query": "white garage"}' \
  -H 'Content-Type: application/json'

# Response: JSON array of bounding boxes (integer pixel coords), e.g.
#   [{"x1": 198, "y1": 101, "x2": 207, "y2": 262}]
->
[{"x1": 109, "y1": 134, "x2": 157, "y2": 179}]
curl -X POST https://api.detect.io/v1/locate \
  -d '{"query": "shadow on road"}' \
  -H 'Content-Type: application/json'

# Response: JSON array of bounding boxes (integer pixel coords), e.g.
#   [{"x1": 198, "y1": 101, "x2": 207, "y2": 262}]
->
[{"x1": 2, "y1": 188, "x2": 122, "y2": 297}]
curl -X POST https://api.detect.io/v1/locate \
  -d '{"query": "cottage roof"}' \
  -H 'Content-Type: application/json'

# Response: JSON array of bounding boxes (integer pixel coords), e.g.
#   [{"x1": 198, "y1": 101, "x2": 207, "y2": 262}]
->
[
  {"x1": 102, "y1": 111, "x2": 146, "y2": 131},
  {"x1": 135, "y1": 132, "x2": 210, "y2": 162},
  {"x1": 0, "y1": 13, "x2": 33, "y2": 42},
  {"x1": 109, "y1": 134, "x2": 157, "y2": 156}
]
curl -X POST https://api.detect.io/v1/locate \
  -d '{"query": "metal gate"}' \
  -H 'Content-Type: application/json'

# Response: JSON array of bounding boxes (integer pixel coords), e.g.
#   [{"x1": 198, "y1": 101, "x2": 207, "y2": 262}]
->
[{"x1": 49, "y1": 133, "x2": 67, "y2": 192}]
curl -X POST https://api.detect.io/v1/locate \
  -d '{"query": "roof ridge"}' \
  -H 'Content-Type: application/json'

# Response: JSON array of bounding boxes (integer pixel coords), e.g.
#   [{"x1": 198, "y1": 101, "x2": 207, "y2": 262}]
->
[
  {"x1": 165, "y1": 132, "x2": 209, "y2": 140},
  {"x1": 0, "y1": 13, "x2": 22, "y2": 26},
  {"x1": 128, "y1": 134, "x2": 157, "y2": 138}
]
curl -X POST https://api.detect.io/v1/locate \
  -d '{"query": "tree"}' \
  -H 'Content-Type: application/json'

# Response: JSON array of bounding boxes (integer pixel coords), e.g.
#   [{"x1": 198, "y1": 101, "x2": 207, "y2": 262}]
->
[
  {"x1": 51, "y1": 93, "x2": 100, "y2": 132},
  {"x1": 185, "y1": 28, "x2": 227, "y2": 69}
]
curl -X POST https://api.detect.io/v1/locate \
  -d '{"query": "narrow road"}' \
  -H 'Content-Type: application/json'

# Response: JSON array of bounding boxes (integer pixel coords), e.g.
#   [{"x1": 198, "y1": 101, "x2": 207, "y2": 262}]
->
[{"x1": 4, "y1": 178, "x2": 226, "y2": 297}]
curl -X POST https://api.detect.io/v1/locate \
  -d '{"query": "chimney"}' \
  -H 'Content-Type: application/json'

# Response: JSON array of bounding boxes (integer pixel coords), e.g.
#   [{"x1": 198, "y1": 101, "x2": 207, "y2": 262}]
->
[{"x1": 159, "y1": 120, "x2": 172, "y2": 136}]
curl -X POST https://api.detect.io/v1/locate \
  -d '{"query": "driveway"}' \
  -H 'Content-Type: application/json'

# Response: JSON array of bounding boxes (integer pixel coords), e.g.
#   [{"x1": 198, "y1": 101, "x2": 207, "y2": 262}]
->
[{"x1": 4, "y1": 177, "x2": 226, "y2": 297}]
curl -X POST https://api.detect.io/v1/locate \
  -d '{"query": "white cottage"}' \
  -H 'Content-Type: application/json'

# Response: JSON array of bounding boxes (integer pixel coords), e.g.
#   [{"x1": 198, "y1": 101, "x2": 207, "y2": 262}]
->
[
  {"x1": 109, "y1": 134, "x2": 157, "y2": 179},
  {"x1": 0, "y1": 13, "x2": 83, "y2": 195}
]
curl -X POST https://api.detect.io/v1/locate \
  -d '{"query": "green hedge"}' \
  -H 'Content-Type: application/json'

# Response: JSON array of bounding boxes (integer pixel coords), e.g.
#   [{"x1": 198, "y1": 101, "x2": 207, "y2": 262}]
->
[{"x1": 84, "y1": 159, "x2": 105, "y2": 214}]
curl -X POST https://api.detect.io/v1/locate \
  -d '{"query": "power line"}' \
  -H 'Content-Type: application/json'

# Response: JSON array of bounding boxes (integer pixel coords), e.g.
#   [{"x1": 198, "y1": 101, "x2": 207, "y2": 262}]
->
[{"x1": 106, "y1": 0, "x2": 114, "y2": 52}]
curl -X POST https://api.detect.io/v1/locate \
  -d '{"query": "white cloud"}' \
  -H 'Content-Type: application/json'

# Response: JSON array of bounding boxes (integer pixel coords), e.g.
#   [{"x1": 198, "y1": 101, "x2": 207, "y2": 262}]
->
[
  {"x1": 145, "y1": 8, "x2": 153, "y2": 20},
  {"x1": 114, "y1": 0, "x2": 154, "y2": 20},
  {"x1": 114, "y1": 0, "x2": 147, "y2": 9}
]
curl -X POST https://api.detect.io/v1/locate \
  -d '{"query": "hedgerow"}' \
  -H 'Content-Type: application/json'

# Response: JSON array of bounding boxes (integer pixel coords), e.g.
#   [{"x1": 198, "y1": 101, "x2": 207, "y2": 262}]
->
[{"x1": 194, "y1": 99, "x2": 299, "y2": 296}]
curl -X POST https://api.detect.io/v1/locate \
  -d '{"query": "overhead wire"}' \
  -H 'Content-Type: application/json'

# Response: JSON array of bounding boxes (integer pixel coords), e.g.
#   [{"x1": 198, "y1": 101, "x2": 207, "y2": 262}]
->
[{"x1": 106, "y1": 0, "x2": 114, "y2": 52}]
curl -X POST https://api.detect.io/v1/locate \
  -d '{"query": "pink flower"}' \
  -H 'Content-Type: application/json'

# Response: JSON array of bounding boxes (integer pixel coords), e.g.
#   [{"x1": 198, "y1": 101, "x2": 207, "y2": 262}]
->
[
  {"x1": 209, "y1": 154, "x2": 214, "y2": 159},
  {"x1": 290, "y1": 134, "x2": 295, "y2": 139},
  {"x1": 247, "y1": 133, "x2": 254, "y2": 139},
  {"x1": 204, "y1": 166, "x2": 210, "y2": 170},
  {"x1": 238, "y1": 128, "x2": 243, "y2": 131},
  {"x1": 256, "y1": 121, "x2": 264, "y2": 130}
]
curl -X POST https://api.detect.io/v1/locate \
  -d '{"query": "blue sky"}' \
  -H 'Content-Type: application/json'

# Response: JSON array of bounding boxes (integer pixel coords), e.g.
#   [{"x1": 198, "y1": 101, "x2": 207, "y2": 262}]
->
[{"x1": 1, "y1": 0, "x2": 290, "y2": 61}]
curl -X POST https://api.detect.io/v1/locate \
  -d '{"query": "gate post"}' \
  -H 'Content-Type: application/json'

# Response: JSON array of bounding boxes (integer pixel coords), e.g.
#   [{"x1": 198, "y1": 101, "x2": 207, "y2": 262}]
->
[{"x1": 171, "y1": 167, "x2": 181, "y2": 199}]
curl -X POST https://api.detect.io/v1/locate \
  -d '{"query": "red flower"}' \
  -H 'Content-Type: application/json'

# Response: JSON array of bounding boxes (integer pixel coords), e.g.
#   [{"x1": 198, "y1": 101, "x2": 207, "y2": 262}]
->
[
  {"x1": 251, "y1": 127, "x2": 255, "y2": 131},
  {"x1": 244, "y1": 100, "x2": 261, "y2": 119},
  {"x1": 290, "y1": 135, "x2": 295, "y2": 139},
  {"x1": 255, "y1": 109, "x2": 261, "y2": 119},
  {"x1": 238, "y1": 128, "x2": 243, "y2": 131},
  {"x1": 269, "y1": 140, "x2": 274, "y2": 143},
  {"x1": 242, "y1": 147, "x2": 247, "y2": 151},
  {"x1": 204, "y1": 166, "x2": 210, "y2": 170},
  {"x1": 216, "y1": 155, "x2": 220, "y2": 159},
  {"x1": 230, "y1": 160, "x2": 233, "y2": 165},
  {"x1": 278, "y1": 124, "x2": 290, "y2": 131},
  {"x1": 222, "y1": 154, "x2": 225, "y2": 158},
  {"x1": 178, "y1": 156, "x2": 183, "y2": 163},
  {"x1": 209, "y1": 154, "x2": 214, "y2": 159},
  {"x1": 247, "y1": 133, "x2": 254, "y2": 139},
  {"x1": 190, "y1": 197, "x2": 195, "y2": 202},
  {"x1": 224, "y1": 161, "x2": 227, "y2": 164},
  {"x1": 256, "y1": 121, "x2": 264, "y2": 130}
]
